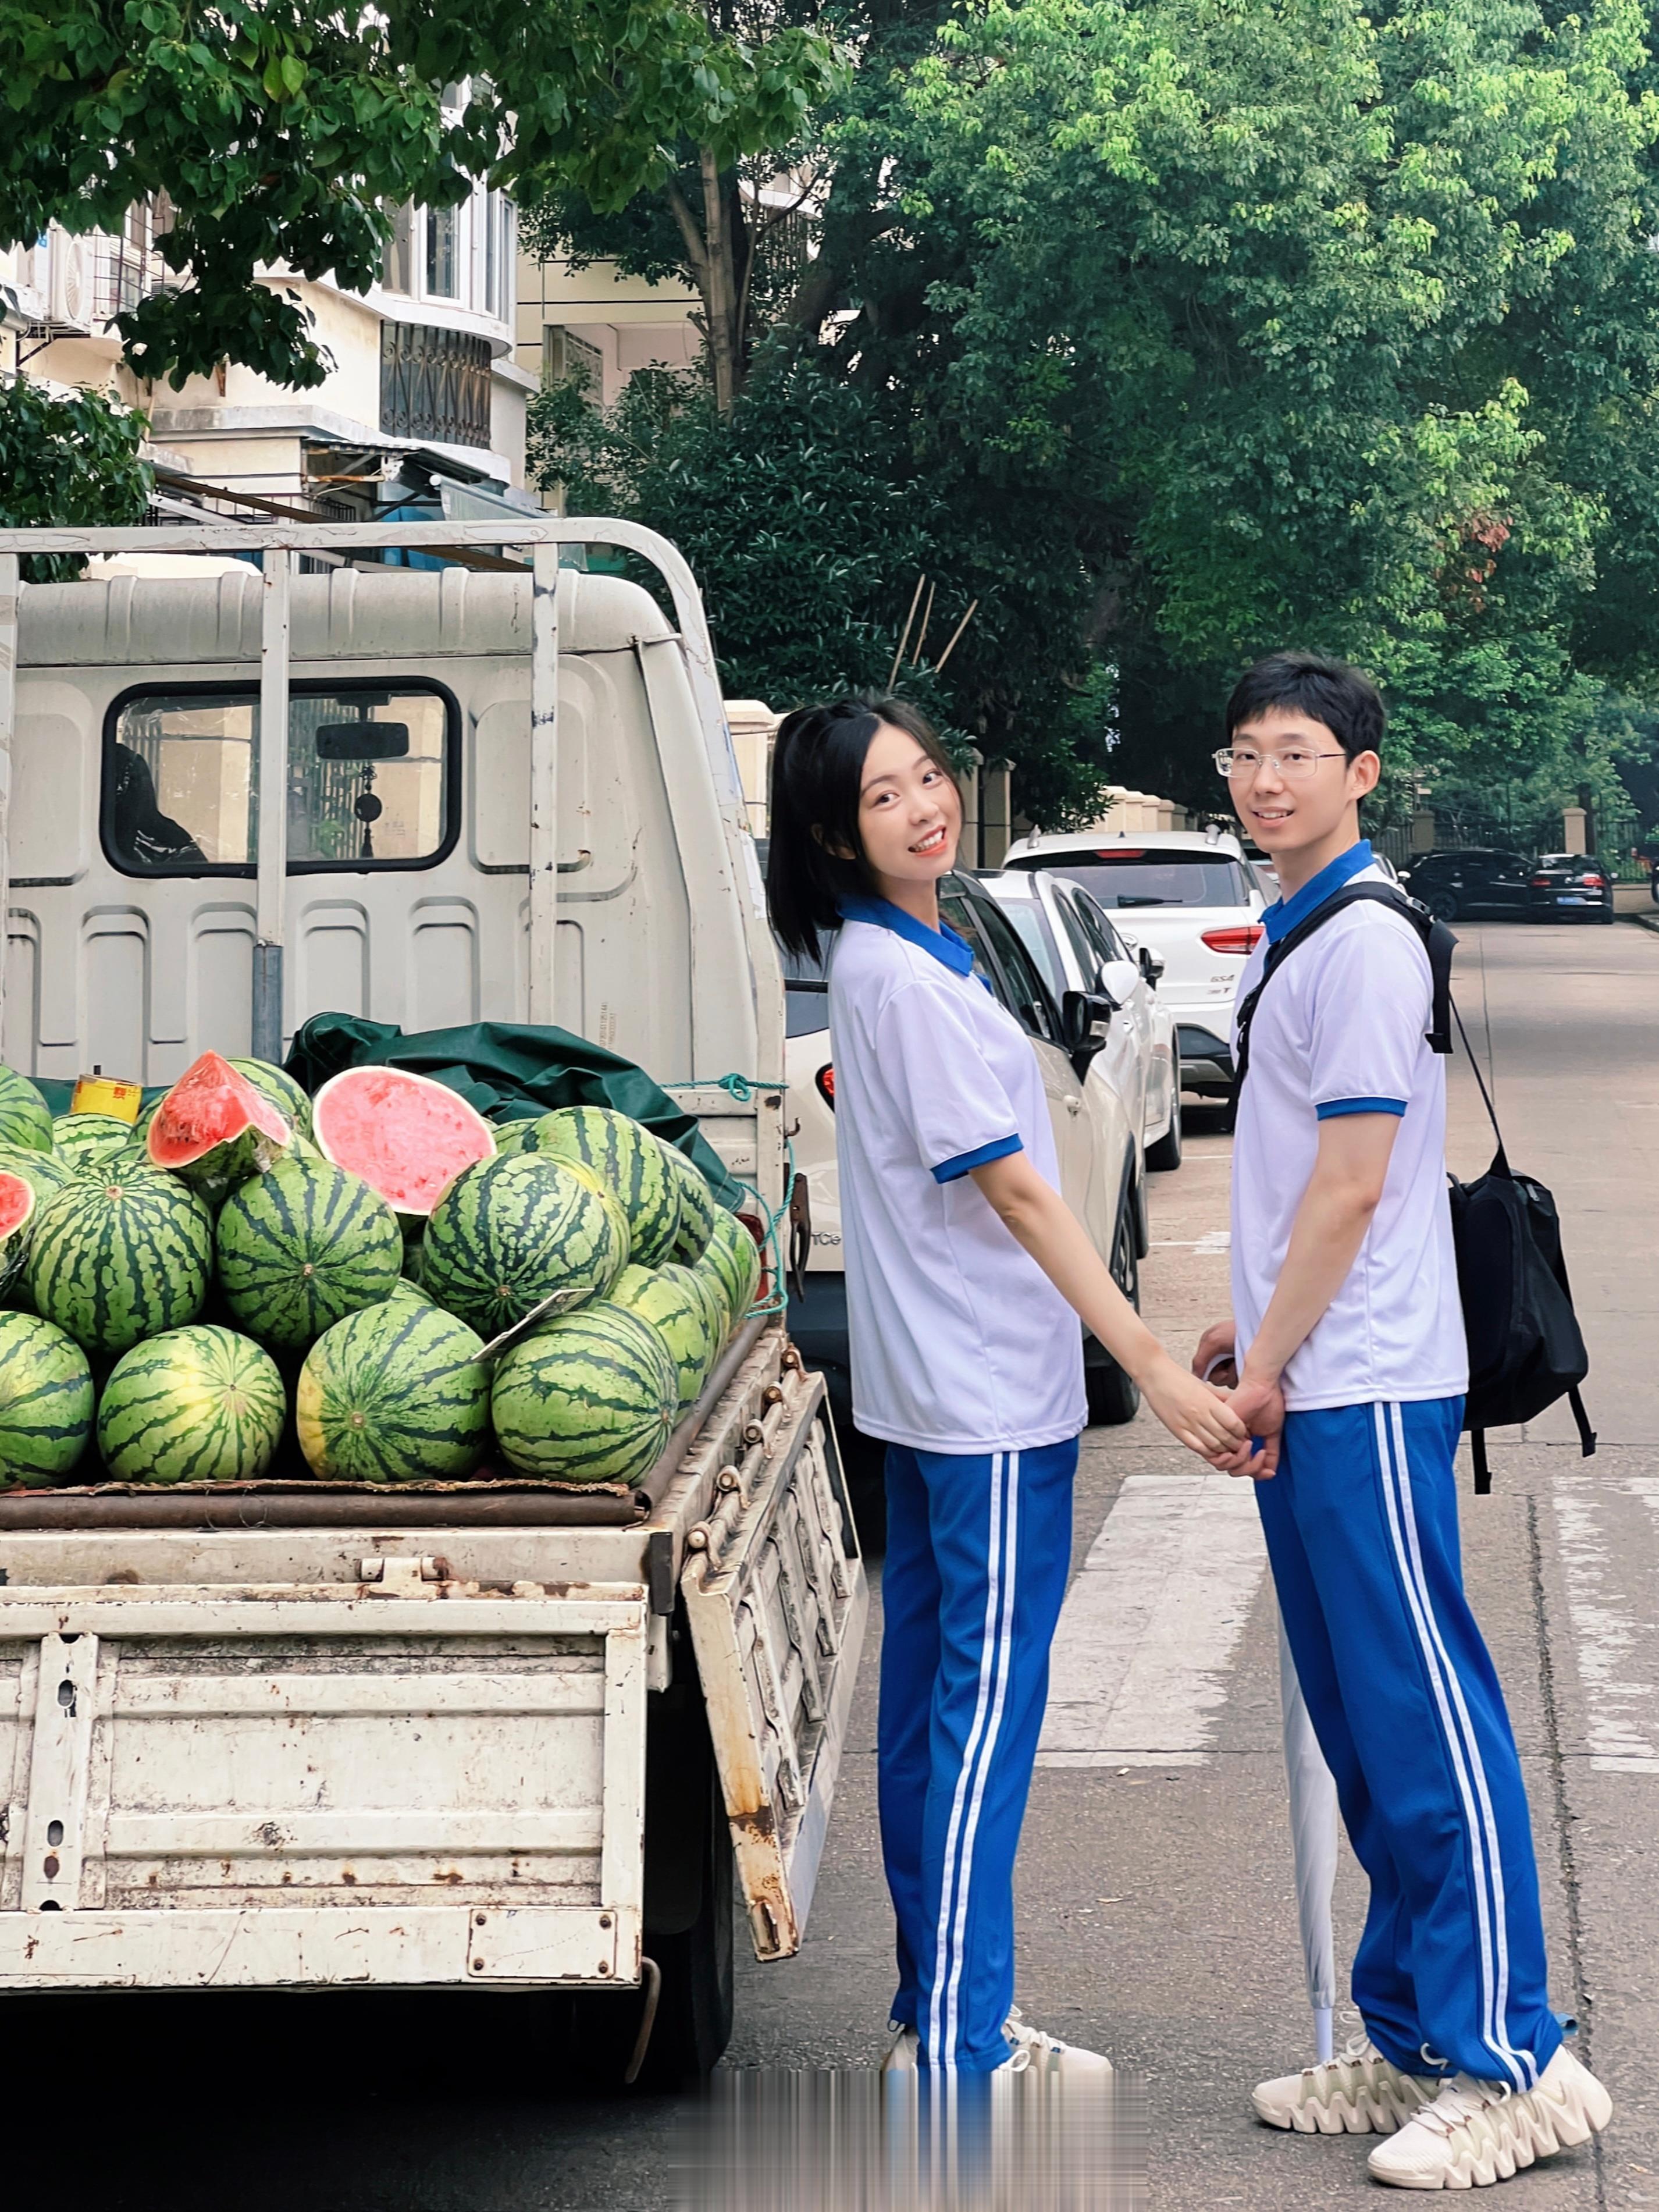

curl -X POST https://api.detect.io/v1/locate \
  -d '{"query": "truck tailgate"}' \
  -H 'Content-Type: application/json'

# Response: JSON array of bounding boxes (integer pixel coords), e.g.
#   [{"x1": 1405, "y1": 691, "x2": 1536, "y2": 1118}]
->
[{"x1": 0, "y1": 1581, "x2": 648, "y2": 1990}]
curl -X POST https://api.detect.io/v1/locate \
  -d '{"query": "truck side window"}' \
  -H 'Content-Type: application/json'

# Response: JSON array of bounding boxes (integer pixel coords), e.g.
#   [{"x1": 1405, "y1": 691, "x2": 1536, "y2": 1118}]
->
[{"x1": 104, "y1": 682, "x2": 457, "y2": 876}]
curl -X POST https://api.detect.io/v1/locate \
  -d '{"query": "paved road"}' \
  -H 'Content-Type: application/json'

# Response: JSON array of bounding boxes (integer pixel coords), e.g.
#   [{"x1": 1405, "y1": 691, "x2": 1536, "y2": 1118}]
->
[{"x1": 40, "y1": 918, "x2": 1659, "y2": 2209}]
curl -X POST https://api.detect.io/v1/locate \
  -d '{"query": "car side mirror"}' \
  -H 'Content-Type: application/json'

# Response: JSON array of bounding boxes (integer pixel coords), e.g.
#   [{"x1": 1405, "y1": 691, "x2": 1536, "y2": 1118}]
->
[
  {"x1": 1138, "y1": 945, "x2": 1165, "y2": 986},
  {"x1": 1098, "y1": 958, "x2": 1141, "y2": 1011},
  {"x1": 1062, "y1": 988, "x2": 1113, "y2": 1058}
]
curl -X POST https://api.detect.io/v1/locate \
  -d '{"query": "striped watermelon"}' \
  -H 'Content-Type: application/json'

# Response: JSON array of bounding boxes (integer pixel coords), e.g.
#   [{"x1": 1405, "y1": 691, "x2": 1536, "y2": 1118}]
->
[
  {"x1": 96, "y1": 1325, "x2": 287, "y2": 1484},
  {"x1": 699, "y1": 1207, "x2": 763, "y2": 1327},
  {"x1": 147, "y1": 1051, "x2": 292, "y2": 1201},
  {"x1": 216, "y1": 1154, "x2": 402, "y2": 1353},
  {"x1": 0, "y1": 1312, "x2": 93, "y2": 1482},
  {"x1": 660, "y1": 1140, "x2": 720, "y2": 1263},
  {"x1": 0, "y1": 1068, "x2": 52, "y2": 1153},
  {"x1": 491, "y1": 1302, "x2": 677, "y2": 1485},
  {"x1": 511, "y1": 1108, "x2": 682, "y2": 1267},
  {"x1": 608, "y1": 1261, "x2": 717, "y2": 1416},
  {"x1": 0, "y1": 1143, "x2": 73, "y2": 1209},
  {"x1": 421, "y1": 1153, "x2": 629, "y2": 1338},
  {"x1": 296, "y1": 1299, "x2": 490, "y2": 1481},
  {"x1": 230, "y1": 1059, "x2": 314, "y2": 1141},
  {"x1": 26, "y1": 1169, "x2": 212, "y2": 1356},
  {"x1": 313, "y1": 1066, "x2": 495, "y2": 1216},
  {"x1": 54, "y1": 1112, "x2": 139, "y2": 1178}
]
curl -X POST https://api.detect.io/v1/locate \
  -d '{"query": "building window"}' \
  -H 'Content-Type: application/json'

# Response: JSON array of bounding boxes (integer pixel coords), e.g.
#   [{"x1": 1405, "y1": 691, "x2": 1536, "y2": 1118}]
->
[
  {"x1": 483, "y1": 192, "x2": 515, "y2": 322},
  {"x1": 380, "y1": 321, "x2": 493, "y2": 447},
  {"x1": 543, "y1": 327, "x2": 602, "y2": 394},
  {"x1": 383, "y1": 203, "x2": 414, "y2": 296},
  {"x1": 425, "y1": 202, "x2": 458, "y2": 300},
  {"x1": 104, "y1": 684, "x2": 458, "y2": 877}
]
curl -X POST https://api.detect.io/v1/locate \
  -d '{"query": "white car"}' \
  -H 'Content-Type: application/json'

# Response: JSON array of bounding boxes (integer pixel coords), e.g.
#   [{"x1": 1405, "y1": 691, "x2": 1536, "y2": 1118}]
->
[
  {"x1": 782, "y1": 870, "x2": 1151, "y2": 1436},
  {"x1": 1002, "y1": 825, "x2": 1266, "y2": 1100},
  {"x1": 976, "y1": 866, "x2": 1182, "y2": 1173}
]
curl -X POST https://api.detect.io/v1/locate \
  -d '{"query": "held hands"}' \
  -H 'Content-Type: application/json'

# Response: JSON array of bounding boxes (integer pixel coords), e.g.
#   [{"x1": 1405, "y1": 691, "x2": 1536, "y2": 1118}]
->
[
  {"x1": 1191, "y1": 1319, "x2": 1284, "y2": 1478},
  {"x1": 1139, "y1": 1352, "x2": 1251, "y2": 1463}
]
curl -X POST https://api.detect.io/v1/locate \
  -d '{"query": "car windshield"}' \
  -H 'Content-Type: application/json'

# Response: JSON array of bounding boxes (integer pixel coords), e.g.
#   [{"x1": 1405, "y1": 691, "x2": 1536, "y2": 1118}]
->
[
  {"x1": 778, "y1": 936, "x2": 829, "y2": 1037},
  {"x1": 1012, "y1": 852, "x2": 1252, "y2": 908},
  {"x1": 991, "y1": 895, "x2": 1066, "y2": 1000}
]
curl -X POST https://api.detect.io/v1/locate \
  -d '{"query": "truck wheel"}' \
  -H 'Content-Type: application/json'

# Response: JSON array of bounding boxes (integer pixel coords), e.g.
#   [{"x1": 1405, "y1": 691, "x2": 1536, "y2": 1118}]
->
[
  {"x1": 1085, "y1": 1187, "x2": 1141, "y2": 1426},
  {"x1": 634, "y1": 1751, "x2": 735, "y2": 2088}
]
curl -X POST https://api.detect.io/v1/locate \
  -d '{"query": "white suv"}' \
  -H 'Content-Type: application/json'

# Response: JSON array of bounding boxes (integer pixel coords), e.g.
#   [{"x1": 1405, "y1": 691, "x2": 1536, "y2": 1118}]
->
[{"x1": 1001, "y1": 826, "x2": 1265, "y2": 1099}]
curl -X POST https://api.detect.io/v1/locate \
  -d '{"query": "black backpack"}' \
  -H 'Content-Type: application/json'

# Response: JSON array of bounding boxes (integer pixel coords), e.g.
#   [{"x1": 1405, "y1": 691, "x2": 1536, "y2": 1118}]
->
[{"x1": 1232, "y1": 881, "x2": 1595, "y2": 1492}]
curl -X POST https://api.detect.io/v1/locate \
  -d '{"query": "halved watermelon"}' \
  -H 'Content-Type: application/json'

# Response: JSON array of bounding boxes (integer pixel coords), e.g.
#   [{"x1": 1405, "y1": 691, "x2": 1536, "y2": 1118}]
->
[
  {"x1": 312, "y1": 1068, "x2": 496, "y2": 1217},
  {"x1": 146, "y1": 1051, "x2": 292, "y2": 1201},
  {"x1": 0, "y1": 1171, "x2": 35, "y2": 1300}
]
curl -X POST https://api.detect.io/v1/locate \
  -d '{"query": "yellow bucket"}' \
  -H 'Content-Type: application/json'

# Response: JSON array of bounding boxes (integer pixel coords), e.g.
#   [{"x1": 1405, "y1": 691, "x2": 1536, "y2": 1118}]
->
[{"x1": 69, "y1": 1076, "x2": 143, "y2": 1125}]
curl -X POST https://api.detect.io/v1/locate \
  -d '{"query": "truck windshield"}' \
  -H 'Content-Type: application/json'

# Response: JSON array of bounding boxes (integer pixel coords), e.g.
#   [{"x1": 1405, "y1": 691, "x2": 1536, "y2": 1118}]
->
[{"x1": 1013, "y1": 853, "x2": 1252, "y2": 909}]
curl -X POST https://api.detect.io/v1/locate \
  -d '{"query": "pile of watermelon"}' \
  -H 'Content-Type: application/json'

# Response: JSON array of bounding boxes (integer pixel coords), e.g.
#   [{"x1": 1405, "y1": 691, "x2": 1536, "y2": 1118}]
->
[{"x1": 0, "y1": 1053, "x2": 763, "y2": 1491}]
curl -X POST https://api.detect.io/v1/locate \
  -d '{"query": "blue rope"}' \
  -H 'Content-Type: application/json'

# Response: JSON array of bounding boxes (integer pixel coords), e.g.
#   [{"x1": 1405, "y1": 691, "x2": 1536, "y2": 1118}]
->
[{"x1": 661, "y1": 1073, "x2": 794, "y2": 1319}]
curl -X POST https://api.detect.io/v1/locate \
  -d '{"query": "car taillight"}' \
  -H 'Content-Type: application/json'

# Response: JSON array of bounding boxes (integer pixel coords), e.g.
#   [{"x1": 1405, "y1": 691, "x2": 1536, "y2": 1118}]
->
[
  {"x1": 1201, "y1": 924, "x2": 1265, "y2": 954},
  {"x1": 816, "y1": 1064, "x2": 835, "y2": 1109},
  {"x1": 1582, "y1": 874, "x2": 1605, "y2": 888},
  {"x1": 1530, "y1": 875, "x2": 1552, "y2": 887}
]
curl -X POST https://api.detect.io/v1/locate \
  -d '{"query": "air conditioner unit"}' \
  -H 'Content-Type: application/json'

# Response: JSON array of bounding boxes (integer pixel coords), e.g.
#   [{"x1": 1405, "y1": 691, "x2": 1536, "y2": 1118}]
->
[{"x1": 46, "y1": 233, "x2": 90, "y2": 333}]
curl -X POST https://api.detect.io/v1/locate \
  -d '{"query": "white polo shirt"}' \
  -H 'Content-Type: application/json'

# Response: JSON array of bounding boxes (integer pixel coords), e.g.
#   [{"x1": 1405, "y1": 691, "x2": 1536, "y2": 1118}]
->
[
  {"x1": 827, "y1": 897, "x2": 1087, "y2": 1454},
  {"x1": 1229, "y1": 843, "x2": 1468, "y2": 1411}
]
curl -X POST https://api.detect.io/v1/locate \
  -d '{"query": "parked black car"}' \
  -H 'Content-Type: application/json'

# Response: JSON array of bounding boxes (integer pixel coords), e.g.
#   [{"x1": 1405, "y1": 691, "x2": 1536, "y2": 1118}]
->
[
  {"x1": 1525, "y1": 853, "x2": 1616, "y2": 924},
  {"x1": 1398, "y1": 848, "x2": 1532, "y2": 920}
]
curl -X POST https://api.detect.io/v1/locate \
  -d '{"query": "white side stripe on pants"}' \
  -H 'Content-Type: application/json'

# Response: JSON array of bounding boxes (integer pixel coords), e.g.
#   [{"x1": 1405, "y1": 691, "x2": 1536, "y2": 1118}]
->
[
  {"x1": 942, "y1": 1450, "x2": 1021, "y2": 2064},
  {"x1": 1376, "y1": 1405, "x2": 1533, "y2": 2091},
  {"x1": 927, "y1": 1452, "x2": 1006, "y2": 2066}
]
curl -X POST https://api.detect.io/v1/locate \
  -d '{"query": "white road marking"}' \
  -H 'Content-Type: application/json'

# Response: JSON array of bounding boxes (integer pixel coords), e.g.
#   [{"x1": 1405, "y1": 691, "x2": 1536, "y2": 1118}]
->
[
  {"x1": 1553, "y1": 1475, "x2": 1659, "y2": 1772},
  {"x1": 1037, "y1": 1474, "x2": 1267, "y2": 1768},
  {"x1": 1151, "y1": 1229, "x2": 1231, "y2": 1253}
]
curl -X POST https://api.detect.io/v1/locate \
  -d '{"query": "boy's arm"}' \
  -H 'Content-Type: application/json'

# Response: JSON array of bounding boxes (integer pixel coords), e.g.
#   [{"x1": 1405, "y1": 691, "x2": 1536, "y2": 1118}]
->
[{"x1": 1229, "y1": 1111, "x2": 1401, "y2": 1432}]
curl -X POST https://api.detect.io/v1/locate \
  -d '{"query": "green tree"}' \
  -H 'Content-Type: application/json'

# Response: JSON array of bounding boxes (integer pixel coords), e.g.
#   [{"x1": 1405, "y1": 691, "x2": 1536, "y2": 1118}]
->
[
  {"x1": 0, "y1": 382, "x2": 151, "y2": 578},
  {"x1": 0, "y1": 0, "x2": 838, "y2": 389}
]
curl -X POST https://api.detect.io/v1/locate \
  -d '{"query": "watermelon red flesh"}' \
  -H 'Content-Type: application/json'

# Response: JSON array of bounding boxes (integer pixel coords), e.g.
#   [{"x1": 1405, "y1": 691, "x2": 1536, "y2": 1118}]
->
[
  {"x1": 0, "y1": 1173, "x2": 34, "y2": 1241},
  {"x1": 312, "y1": 1068, "x2": 496, "y2": 1216},
  {"x1": 147, "y1": 1051, "x2": 291, "y2": 1172}
]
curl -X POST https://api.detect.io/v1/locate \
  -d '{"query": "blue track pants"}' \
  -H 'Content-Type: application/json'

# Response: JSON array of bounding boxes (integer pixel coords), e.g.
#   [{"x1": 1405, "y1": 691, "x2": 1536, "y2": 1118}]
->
[
  {"x1": 1258, "y1": 1397, "x2": 1561, "y2": 2087},
  {"x1": 878, "y1": 1437, "x2": 1078, "y2": 2071}
]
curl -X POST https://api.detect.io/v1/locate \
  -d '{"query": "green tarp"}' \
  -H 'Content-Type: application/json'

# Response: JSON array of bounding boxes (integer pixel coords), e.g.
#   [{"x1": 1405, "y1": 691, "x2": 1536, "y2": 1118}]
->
[{"x1": 283, "y1": 1015, "x2": 745, "y2": 1210}]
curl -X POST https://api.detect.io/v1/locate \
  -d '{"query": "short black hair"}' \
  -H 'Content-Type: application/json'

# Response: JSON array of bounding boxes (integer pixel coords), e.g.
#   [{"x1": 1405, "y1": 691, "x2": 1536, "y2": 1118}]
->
[
  {"x1": 1224, "y1": 652, "x2": 1384, "y2": 762},
  {"x1": 765, "y1": 696, "x2": 956, "y2": 961}
]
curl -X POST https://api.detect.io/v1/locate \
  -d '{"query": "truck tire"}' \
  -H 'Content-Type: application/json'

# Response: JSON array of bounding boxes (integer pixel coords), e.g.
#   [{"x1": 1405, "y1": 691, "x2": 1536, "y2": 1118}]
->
[{"x1": 635, "y1": 1749, "x2": 735, "y2": 2088}]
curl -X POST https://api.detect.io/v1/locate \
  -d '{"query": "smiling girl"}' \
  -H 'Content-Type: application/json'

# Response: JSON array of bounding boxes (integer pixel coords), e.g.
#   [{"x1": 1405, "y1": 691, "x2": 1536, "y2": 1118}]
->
[{"x1": 766, "y1": 697, "x2": 1248, "y2": 2076}]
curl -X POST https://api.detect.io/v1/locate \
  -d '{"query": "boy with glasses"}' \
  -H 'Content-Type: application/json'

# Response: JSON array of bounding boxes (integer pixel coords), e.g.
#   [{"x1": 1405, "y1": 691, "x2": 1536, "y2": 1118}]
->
[{"x1": 1198, "y1": 652, "x2": 1611, "y2": 2188}]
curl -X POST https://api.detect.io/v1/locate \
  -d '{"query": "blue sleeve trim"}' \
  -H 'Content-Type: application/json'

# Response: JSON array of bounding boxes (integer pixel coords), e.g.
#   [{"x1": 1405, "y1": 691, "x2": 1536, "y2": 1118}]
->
[
  {"x1": 1316, "y1": 1096, "x2": 1408, "y2": 1121},
  {"x1": 932, "y1": 1134, "x2": 1023, "y2": 1183}
]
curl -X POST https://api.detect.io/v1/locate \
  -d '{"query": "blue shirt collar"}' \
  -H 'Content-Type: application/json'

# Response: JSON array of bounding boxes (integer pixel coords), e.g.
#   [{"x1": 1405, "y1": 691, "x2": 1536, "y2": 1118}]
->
[
  {"x1": 1262, "y1": 839, "x2": 1375, "y2": 945},
  {"x1": 839, "y1": 894, "x2": 976, "y2": 977}
]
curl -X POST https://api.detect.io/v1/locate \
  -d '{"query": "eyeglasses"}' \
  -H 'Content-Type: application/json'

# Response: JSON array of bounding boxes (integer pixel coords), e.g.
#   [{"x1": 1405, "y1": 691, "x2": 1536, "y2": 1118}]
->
[{"x1": 1213, "y1": 745, "x2": 1347, "y2": 783}]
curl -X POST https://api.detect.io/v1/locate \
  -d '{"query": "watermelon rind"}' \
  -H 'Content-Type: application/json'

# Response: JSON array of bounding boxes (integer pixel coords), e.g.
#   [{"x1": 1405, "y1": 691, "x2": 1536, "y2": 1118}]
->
[
  {"x1": 0, "y1": 1066, "x2": 53, "y2": 1154},
  {"x1": 0, "y1": 1143, "x2": 73, "y2": 1210},
  {"x1": 230, "y1": 1059, "x2": 315, "y2": 1141},
  {"x1": 0, "y1": 1173, "x2": 36, "y2": 1303},
  {"x1": 53, "y1": 1112, "x2": 139, "y2": 1178},
  {"x1": 0, "y1": 1311, "x2": 94, "y2": 1482},
  {"x1": 216, "y1": 1154, "x2": 403, "y2": 1353},
  {"x1": 491, "y1": 1301, "x2": 678, "y2": 1485},
  {"x1": 608, "y1": 1261, "x2": 717, "y2": 1416},
  {"x1": 96, "y1": 1324, "x2": 287, "y2": 1484},
  {"x1": 26, "y1": 1169, "x2": 213, "y2": 1356},
  {"x1": 698, "y1": 1206, "x2": 763, "y2": 1327},
  {"x1": 147, "y1": 1051, "x2": 291, "y2": 1203},
  {"x1": 421, "y1": 1153, "x2": 629, "y2": 1339},
  {"x1": 660, "y1": 1140, "x2": 720, "y2": 1263},
  {"x1": 313, "y1": 1066, "x2": 495, "y2": 1217},
  {"x1": 296, "y1": 1299, "x2": 490, "y2": 1482}
]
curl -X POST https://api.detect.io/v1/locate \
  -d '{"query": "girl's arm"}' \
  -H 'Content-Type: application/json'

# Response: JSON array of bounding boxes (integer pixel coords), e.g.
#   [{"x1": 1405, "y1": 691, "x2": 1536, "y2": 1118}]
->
[{"x1": 969, "y1": 1151, "x2": 1252, "y2": 1462}]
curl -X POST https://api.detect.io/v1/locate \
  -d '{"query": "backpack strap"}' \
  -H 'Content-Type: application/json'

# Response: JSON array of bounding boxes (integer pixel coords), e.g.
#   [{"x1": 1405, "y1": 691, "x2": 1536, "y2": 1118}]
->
[
  {"x1": 1232, "y1": 882, "x2": 1455, "y2": 1102},
  {"x1": 1471, "y1": 1430, "x2": 1492, "y2": 1496}
]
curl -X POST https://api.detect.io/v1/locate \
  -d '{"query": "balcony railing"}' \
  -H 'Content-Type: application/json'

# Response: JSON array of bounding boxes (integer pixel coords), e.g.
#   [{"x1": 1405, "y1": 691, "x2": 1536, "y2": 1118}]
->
[{"x1": 380, "y1": 321, "x2": 493, "y2": 449}]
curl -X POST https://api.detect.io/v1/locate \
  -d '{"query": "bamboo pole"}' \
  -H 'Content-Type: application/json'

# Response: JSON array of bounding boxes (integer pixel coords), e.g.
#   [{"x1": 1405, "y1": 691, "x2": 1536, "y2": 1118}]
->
[
  {"x1": 887, "y1": 574, "x2": 926, "y2": 689},
  {"x1": 912, "y1": 578, "x2": 937, "y2": 668},
  {"x1": 932, "y1": 598, "x2": 980, "y2": 675}
]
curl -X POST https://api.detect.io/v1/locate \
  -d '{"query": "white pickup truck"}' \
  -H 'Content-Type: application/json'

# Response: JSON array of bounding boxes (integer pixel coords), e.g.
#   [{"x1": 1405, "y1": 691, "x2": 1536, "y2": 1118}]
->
[{"x1": 0, "y1": 518, "x2": 865, "y2": 2085}]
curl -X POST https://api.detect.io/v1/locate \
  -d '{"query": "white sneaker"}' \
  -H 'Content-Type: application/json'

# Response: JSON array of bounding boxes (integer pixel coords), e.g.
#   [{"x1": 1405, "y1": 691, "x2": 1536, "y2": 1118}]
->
[
  {"x1": 882, "y1": 2022, "x2": 918, "y2": 2072},
  {"x1": 1253, "y1": 2035, "x2": 1439, "y2": 2134},
  {"x1": 1002, "y1": 2004, "x2": 1115, "y2": 2079},
  {"x1": 1367, "y1": 2045, "x2": 1612, "y2": 2189}
]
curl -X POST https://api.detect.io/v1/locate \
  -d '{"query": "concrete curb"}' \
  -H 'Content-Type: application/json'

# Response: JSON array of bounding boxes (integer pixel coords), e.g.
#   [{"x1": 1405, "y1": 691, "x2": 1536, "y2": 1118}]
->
[{"x1": 1626, "y1": 909, "x2": 1659, "y2": 934}]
